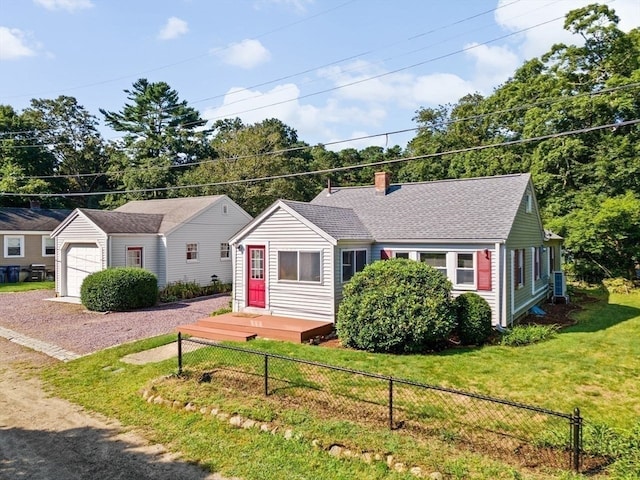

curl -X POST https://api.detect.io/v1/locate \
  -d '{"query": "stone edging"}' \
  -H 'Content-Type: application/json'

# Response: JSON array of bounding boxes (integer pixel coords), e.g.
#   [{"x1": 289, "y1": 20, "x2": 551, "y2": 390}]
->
[{"x1": 139, "y1": 387, "x2": 444, "y2": 479}]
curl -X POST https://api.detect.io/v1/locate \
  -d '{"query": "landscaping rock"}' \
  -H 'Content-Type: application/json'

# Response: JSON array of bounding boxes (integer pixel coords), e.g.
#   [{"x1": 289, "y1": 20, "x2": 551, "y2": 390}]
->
[
  {"x1": 329, "y1": 445, "x2": 343, "y2": 457},
  {"x1": 241, "y1": 419, "x2": 257, "y2": 429},
  {"x1": 284, "y1": 429, "x2": 293, "y2": 440},
  {"x1": 410, "y1": 466, "x2": 424, "y2": 477},
  {"x1": 429, "y1": 472, "x2": 443, "y2": 480},
  {"x1": 229, "y1": 415, "x2": 243, "y2": 427}
]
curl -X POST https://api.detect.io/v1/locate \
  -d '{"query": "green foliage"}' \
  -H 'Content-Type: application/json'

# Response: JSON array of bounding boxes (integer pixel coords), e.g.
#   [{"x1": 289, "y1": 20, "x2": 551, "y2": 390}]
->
[
  {"x1": 405, "y1": 4, "x2": 640, "y2": 280},
  {"x1": 549, "y1": 192, "x2": 640, "y2": 280},
  {"x1": 81, "y1": 267, "x2": 158, "y2": 312},
  {"x1": 454, "y1": 292, "x2": 493, "y2": 345},
  {"x1": 158, "y1": 280, "x2": 232, "y2": 303},
  {"x1": 499, "y1": 324, "x2": 558, "y2": 347},
  {"x1": 337, "y1": 258, "x2": 456, "y2": 353},
  {"x1": 583, "y1": 422, "x2": 640, "y2": 478}
]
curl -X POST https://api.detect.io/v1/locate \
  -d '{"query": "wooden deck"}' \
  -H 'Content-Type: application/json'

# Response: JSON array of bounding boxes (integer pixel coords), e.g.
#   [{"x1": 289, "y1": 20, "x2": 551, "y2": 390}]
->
[{"x1": 177, "y1": 313, "x2": 333, "y2": 343}]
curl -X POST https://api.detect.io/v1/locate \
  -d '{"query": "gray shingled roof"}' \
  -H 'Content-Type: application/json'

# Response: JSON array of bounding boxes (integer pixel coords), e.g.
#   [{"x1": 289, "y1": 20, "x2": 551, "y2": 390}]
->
[
  {"x1": 114, "y1": 195, "x2": 223, "y2": 234},
  {"x1": 281, "y1": 200, "x2": 372, "y2": 240},
  {"x1": 311, "y1": 174, "x2": 531, "y2": 241},
  {"x1": 0, "y1": 208, "x2": 71, "y2": 231},
  {"x1": 79, "y1": 209, "x2": 163, "y2": 234}
]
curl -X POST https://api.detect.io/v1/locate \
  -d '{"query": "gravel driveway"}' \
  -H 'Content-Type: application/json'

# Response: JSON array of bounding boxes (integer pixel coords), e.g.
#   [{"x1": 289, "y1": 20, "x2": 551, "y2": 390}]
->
[{"x1": 0, "y1": 290, "x2": 231, "y2": 355}]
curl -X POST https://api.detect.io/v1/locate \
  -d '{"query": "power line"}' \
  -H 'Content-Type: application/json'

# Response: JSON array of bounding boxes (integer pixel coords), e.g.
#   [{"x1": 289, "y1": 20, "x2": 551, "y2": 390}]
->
[
  {"x1": 0, "y1": 0, "x2": 526, "y2": 138},
  {"x1": 3, "y1": 118, "x2": 637, "y2": 198},
  {"x1": 0, "y1": 1, "x2": 360, "y2": 103}
]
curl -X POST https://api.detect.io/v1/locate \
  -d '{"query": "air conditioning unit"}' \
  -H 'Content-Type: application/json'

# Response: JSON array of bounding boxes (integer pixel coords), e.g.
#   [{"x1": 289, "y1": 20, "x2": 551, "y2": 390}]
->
[{"x1": 552, "y1": 271, "x2": 569, "y2": 303}]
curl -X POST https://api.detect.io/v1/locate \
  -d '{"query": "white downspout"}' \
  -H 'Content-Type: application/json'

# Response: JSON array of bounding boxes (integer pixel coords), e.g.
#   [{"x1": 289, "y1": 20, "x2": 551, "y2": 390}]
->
[{"x1": 502, "y1": 244, "x2": 509, "y2": 328}]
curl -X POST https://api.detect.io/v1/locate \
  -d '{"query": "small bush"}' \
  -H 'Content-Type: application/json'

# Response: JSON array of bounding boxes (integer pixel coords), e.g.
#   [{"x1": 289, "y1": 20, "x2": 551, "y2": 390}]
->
[
  {"x1": 81, "y1": 267, "x2": 158, "y2": 312},
  {"x1": 602, "y1": 277, "x2": 637, "y2": 295},
  {"x1": 337, "y1": 258, "x2": 456, "y2": 353},
  {"x1": 454, "y1": 292, "x2": 493, "y2": 345},
  {"x1": 159, "y1": 280, "x2": 232, "y2": 302},
  {"x1": 500, "y1": 324, "x2": 558, "y2": 346}
]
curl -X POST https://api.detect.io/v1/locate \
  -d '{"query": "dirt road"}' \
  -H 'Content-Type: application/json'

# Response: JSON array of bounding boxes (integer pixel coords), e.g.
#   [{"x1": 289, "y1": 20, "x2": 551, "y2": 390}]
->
[{"x1": 0, "y1": 339, "x2": 235, "y2": 480}]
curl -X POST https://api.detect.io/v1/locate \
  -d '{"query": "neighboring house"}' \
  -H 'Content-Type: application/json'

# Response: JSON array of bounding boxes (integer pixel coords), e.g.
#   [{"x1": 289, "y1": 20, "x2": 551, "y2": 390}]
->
[
  {"x1": 51, "y1": 195, "x2": 252, "y2": 298},
  {"x1": 230, "y1": 172, "x2": 561, "y2": 328},
  {"x1": 0, "y1": 207, "x2": 71, "y2": 280}
]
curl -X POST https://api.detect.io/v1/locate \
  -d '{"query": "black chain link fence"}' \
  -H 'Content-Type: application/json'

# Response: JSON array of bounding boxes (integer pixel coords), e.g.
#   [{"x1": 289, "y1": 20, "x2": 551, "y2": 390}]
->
[{"x1": 177, "y1": 334, "x2": 583, "y2": 472}]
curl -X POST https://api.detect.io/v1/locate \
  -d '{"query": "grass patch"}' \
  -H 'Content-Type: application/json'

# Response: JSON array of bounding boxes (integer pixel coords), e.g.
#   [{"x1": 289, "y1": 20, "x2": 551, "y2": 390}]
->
[
  {"x1": 41, "y1": 287, "x2": 640, "y2": 479},
  {"x1": 0, "y1": 280, "x2": 54, "y2": 293}
]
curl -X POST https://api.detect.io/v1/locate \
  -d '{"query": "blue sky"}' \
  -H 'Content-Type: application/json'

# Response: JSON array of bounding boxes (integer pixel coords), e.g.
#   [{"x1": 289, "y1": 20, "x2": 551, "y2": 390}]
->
[{"x1": 1, "y1": 0, "x2": 638, "y2": 150}]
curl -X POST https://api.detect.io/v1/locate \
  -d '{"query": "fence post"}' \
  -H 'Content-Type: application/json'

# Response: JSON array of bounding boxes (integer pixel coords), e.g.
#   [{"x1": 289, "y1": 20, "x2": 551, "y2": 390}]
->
[
  {"x1": 264, "y1": 354, "x2": 269, "y2": 396},
  {"x1": 388, "y1": 378, "x2": 394, "y2": 430},
  {"x1": 177, "y1": 332, "x2": 183, "y2": 375},
  {"x1": 571, "y1": 407, "x2": 582, "y2": 472}
]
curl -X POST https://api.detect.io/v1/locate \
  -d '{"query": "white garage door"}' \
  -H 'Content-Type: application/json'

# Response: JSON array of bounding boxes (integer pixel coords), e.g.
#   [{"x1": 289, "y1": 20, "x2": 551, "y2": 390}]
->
[{"x1": 66, "y1": 244, "x2": 102, "y2": 297}]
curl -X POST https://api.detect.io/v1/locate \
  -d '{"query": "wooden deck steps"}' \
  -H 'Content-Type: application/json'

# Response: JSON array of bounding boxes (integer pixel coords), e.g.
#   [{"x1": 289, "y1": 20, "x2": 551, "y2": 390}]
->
[
  {"x1": 177, "y1": 323, "x2": 257, "y2": 342},
  {"x1": 177, "y1": 313, "x2": 333, "y2": 343}
]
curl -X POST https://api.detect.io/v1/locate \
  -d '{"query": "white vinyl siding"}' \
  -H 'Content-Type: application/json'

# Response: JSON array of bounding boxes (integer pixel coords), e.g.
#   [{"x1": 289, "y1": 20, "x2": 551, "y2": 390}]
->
[
  {"x1": 53, "y1": 213, "x2": 107, "y2": 297},
  {"x1": 164, "y1": 197, "x2": 251, "y2": 287},
  {"x1": 233, "y1": 207, "x2": 335, "y2": 322}
]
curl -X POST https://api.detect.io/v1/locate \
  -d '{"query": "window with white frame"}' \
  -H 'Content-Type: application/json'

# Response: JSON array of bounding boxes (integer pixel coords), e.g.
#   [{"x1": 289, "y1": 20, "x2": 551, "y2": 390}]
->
[
  {"x1": 393, "y1": 252, "x2": 410, "y2": 259},
  {"x1": 455, "y1": 253, "x2": 475, "y2": 286},
  {"x1": 186, "y1": 243, "x2": 199, "y2": 262},
  {"x1": 514, "y1": 249, "x2": 525, "y2": 287},
  {"x1": 419, "y1": 252, "x2": 447, "y2": 276},
  {"x1": 4, "y1": 235, "x2": 24, "y2": 258},
  {"x1": 42, "y1": 236, "x2": 55, "y2": 257},
  {"x1": 126, "y1": 247, "x2": 143, "y2": 268},
  {"x1": 533, "y1": 246, "x2": 542, "y2": 281},
  {"x1": 220, "y1": 242, "x2": 230, "y2": 260},
  {"x1": 342, "y1": 249, "x2": 367, "y2": 282},
  {"x1": 278, "y1": 251, "x2": 321, "y2": 282},
  {"x1": 525, "y1": 193, "x2": 533, "y2": 213}
]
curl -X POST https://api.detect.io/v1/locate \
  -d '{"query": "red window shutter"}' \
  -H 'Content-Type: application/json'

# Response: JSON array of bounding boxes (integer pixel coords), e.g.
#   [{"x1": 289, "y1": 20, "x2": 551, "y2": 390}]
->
[
  {"x1": 381, "y1": 249, "x2": 392, "y2": 260},
  {"x1": 477, "y1": 249, "x2": 492, "y2": 291}
]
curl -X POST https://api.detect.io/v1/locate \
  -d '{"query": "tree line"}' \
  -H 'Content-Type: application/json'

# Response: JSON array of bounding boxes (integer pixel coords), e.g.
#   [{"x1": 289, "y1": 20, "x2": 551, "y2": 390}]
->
[{"x1": 1, "y1": 4, "x2": 638, "y2": 280}]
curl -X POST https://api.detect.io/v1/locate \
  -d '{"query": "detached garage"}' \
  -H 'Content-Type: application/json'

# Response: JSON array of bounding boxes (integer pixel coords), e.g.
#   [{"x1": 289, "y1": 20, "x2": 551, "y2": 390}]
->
[{"x1": 51, "y1": 195, "x2": 252, "y2": 299}]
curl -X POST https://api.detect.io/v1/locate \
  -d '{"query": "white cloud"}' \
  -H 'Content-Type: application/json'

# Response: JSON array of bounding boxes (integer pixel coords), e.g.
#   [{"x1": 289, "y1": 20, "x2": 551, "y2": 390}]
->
[
  {"x1": 463, "y1": 43, "x2": 520, "y2": 91},
  {"x1": 318, "y1": 60, "x2": 476, "y2": 108},
  {"x1": 0, "y1": 27, "x2": 36, "y2": 61},
  {"x1": 203, "y1": 83, "x2": 389, "y2": 147},
  {"x1": 157, "y1": 17, "x2": 189, "y2": 41},
  {"x1": 33, "y1": 0, "x2": 93, "y2": 12},
  {"x1": 212, "y1": 39, "x2": 271, "y2": 69},
  {"x1": 495, "y1": 0, "x2": 640, "y2": 59}
]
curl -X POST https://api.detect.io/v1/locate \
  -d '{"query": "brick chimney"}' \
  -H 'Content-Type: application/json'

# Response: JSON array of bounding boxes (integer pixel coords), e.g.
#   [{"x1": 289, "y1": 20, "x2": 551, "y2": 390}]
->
[{"x1": 374, "y1": 171, "x2": 390, "y2": 195}]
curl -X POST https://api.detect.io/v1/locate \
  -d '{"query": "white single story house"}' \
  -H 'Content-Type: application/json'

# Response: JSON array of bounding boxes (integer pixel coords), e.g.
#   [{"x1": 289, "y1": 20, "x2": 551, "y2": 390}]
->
[
  {"x1": 51, "y1": 195, "x2": 252, "y2": 298},
  {"x1": 229, "y1": 172, "x2": 562, "y2": 328}
]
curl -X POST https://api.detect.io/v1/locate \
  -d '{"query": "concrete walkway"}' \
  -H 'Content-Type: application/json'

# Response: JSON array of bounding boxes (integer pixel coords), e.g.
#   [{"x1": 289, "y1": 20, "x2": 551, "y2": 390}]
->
[{"x1": 0, "y1": 326, "x2": 80, "y2": 362}]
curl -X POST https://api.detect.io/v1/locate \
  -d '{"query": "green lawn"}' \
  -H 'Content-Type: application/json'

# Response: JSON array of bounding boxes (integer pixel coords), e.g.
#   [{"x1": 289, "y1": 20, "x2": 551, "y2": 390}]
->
[
  {"x1": 40, "y1": 287, "x2": 640, "y2": 479},
  {"x1": 0, "y1": 281, "x2": 54, "y2": 293}
]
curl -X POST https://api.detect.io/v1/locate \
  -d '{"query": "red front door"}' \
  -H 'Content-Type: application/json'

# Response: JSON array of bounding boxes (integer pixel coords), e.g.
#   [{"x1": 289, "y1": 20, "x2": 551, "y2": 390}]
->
[{"x1": 247, "y1": 246, "x2": 266, "y2": 308}]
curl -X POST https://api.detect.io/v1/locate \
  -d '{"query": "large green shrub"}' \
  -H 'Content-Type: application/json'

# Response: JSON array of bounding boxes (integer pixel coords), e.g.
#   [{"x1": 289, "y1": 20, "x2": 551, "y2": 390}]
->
[
  {"x1": 454, "y1": 292, "x2": 493, "y2": 345},
  {"x1": 81, "y1": 267, "x2": 158, "y2": 312},
  {"x1": 337, "y1": 258, "x2": 456, "y2": 353}
]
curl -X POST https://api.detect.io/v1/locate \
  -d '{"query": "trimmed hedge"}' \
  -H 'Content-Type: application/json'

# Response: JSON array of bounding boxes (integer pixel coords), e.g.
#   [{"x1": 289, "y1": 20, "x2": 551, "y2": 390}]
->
[
  {"x1": 337, "y1": 259, "x2": 456, "y2": 353},
  {"x1": 454, "y1": 292, "x2": 493, "y2": 345},
  {"x1": 80, "y1": 267, "x2": 158, "y2": 312}
]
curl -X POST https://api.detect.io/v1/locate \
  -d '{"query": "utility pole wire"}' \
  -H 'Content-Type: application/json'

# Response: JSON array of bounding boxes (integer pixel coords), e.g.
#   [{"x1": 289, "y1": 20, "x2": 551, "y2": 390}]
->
[{"x1": 3, "y1": 118, "x2": 637, "y2": 198}]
